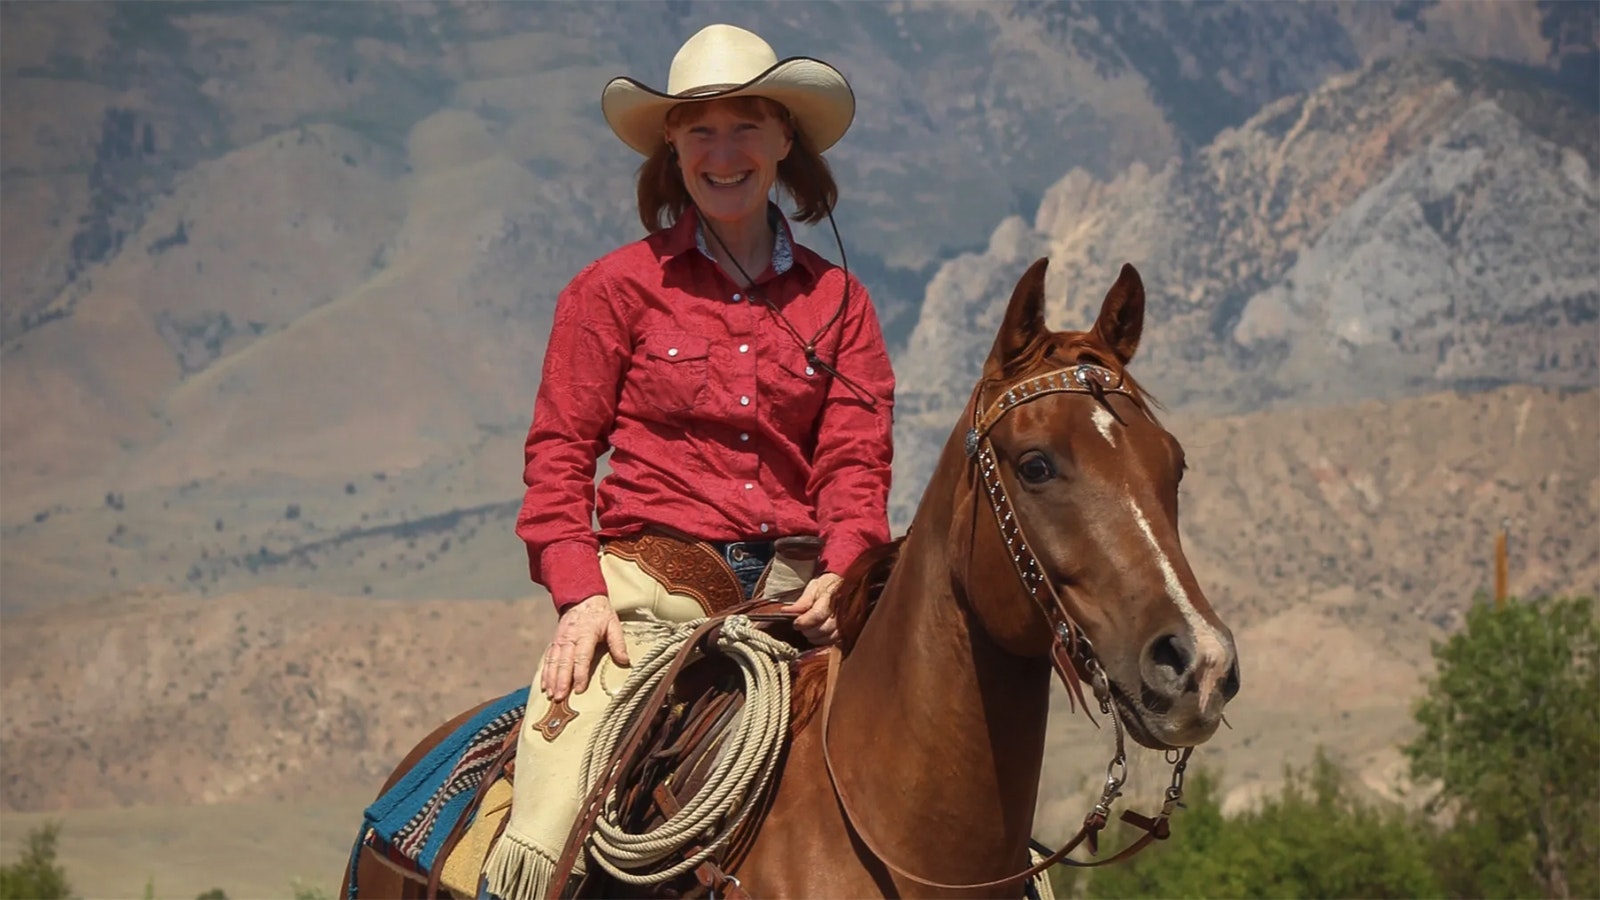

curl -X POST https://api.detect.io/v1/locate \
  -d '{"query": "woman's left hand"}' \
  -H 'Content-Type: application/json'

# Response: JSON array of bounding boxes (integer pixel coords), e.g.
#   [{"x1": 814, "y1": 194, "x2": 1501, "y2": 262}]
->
[{"x1": 782, "y1": 572, "x2": 843, "y2": 645}]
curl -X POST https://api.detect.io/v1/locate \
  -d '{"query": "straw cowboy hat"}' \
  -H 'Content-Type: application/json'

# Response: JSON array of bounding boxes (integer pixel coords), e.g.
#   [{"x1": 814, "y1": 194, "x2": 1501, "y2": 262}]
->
[{"x1": 602, "y1": 24, "x2": 856, "y2": 157}]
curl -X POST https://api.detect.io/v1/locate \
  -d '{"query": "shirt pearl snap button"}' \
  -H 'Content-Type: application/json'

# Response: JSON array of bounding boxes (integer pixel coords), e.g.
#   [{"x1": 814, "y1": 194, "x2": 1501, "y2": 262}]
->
[
  {"x1": 805, "y1": 366, "x2": 815, "y2": 376},
  {"x1": 739, "y1": 344, "x2": 749, "y2": 353},
  {"x1": 667, "y1": 348, "x2": 678, "y2": 357},
  {"x1": 759, "y1": 523, "x2": 770, "y2": 533},
  {"x1": 739, "y1": 396, "x2": 750, "y2": 406}
]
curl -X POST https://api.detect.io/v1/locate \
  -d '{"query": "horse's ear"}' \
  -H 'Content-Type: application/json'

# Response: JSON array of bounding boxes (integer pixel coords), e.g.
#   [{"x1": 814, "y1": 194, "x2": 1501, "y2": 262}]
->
[
  {"x1": 985, "y1": 257, "x2": 1051, "y2": 375},
  {"x1": 1093, "y1": 263, "x2": 1144, "y2": 365}
]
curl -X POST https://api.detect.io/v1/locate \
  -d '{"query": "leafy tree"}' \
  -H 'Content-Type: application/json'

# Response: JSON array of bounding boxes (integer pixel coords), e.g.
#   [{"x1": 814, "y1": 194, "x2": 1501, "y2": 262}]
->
[
  {"x1": 0, "y1": 822, "x2": 71, "y2": 900},
  {"x1": 1051, "y1": 753, "x2": 1442, "y2": 899},
  {"x1": 1404, "y1": 595, "x2": 1599, "y2": 899},
  {"x1": 195, "y1": 889, "x2": 229, "y2": 900}
]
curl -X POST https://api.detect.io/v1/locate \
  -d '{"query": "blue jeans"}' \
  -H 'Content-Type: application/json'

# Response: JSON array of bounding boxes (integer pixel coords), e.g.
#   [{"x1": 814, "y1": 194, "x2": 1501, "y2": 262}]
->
[{"x1": 712, "y1": 540, "x2": 776, "y2": 600}]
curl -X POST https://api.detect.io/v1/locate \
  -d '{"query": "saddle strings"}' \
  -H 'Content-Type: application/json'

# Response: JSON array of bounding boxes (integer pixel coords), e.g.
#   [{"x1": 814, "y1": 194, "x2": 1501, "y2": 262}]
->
[{"x1": 698, "y1": 205, "x2": 878, "y2": 407}]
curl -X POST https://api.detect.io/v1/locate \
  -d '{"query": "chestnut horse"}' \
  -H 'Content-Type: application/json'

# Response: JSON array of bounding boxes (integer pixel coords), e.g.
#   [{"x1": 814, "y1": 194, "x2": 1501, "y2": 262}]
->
[{"x1": 346, "y1": 258, "x2": 1240, "y2": 897}]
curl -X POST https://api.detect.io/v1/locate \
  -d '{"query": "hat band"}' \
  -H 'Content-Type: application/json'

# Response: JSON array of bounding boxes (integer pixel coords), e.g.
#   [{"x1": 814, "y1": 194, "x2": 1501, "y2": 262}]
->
[{"x1": 676, "y1": 82, "x2": 745, "y2": 98}]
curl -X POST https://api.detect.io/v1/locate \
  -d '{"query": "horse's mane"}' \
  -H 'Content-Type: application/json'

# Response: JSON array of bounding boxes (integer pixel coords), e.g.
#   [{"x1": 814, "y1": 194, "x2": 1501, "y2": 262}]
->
[
  {"x1": 788, "y1": 537, "x2": 904, "y2": 738},
  {"x1": 834, "y1": 537, "x2": 906, "y2": 655}
]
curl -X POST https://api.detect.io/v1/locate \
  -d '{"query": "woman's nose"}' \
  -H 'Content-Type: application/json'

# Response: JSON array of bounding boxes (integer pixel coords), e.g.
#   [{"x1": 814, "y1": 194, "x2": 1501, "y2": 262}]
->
[{"x1": 705, "y1": 134, "x2": 743, "y2": 162}]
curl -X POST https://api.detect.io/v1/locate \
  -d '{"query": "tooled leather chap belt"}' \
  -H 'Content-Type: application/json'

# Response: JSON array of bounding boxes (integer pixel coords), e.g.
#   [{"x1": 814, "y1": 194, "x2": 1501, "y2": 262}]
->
[{"x1": 602, "y1": 528, "x2": 750, "y2": 615}]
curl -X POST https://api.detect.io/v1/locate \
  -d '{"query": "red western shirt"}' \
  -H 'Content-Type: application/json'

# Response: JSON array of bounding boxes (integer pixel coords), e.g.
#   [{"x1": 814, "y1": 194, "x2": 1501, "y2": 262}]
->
[{"x1": 517, "y1": 207, "x2": 896, "y2": 611}]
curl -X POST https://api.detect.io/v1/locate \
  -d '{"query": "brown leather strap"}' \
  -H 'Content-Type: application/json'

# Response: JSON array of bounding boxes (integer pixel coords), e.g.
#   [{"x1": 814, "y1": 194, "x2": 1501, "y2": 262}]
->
[
  {"x1": 772, "y1": 535, "x2": 823, "y2": 561},
  {"x1": 427, "y1": 732, "x2": 521, "y2": 899},
  {"x1": 818, "y1": 647, "x2": 1174, "y2": 893},
  {"x1": 652, "y1": 785, "x2": 751, "y2": 900},
  {"x1": 365, "y1": 844, "x2": 431, "y2": 886}
]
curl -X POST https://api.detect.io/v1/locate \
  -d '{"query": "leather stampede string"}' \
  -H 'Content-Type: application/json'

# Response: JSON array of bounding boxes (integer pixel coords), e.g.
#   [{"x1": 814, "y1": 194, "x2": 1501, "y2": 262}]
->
[{"x1": 697, "y1": 204, "x2": 879, "y2": 407}]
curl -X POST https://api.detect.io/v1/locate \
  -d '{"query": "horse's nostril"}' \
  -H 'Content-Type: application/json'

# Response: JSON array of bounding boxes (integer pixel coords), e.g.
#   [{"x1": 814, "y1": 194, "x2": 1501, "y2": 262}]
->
[
  {"x1": 1221, "y1": 658, "x2": 1241, "y2": 701},
  {"x1": 1149, "y1": 633, "x2": 1189, "y2": 678}
]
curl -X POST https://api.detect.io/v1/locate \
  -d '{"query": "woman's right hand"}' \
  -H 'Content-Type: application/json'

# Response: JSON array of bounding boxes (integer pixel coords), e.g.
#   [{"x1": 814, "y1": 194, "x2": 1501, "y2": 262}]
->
[{"x1": 540, "y1": 594, "x2": 630, "y2": 702}]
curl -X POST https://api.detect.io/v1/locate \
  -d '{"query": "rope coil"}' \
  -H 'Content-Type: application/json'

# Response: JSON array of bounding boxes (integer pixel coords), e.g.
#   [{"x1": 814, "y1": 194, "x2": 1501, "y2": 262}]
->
[{"x1": 579, "y1": 615, "x2": 798, "y2": 885}]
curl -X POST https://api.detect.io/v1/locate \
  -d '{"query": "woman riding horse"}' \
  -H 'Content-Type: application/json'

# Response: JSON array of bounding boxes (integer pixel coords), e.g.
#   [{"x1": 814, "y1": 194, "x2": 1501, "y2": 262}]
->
[
  {"x1": 348, "y1": 255, "x2": 1243, "y2": 899},
  {"x1": 520, "y1": 22, "x2": 893, "y2": 703},
  {"x1": 346, "y1": 22, "x2": 1243, "y2": 900}
]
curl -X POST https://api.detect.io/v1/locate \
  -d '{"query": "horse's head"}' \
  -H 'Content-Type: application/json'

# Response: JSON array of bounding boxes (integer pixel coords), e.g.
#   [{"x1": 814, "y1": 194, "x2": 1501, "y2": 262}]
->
[{"x1": 952, "y1": 258, "x2": 1239, "y2": 749}]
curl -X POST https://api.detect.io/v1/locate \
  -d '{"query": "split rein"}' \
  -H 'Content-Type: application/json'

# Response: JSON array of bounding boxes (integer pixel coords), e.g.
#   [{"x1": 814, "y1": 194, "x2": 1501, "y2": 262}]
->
[{"x1": 821, "y1": 362, "x2": 1196, "y2": 894}]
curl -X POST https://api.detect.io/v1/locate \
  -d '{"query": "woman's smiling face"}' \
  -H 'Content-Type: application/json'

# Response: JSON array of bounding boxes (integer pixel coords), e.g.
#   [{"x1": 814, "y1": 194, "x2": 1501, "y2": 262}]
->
[{"x1": 665, "y1": 97, "x2": 793, "y2": 229}]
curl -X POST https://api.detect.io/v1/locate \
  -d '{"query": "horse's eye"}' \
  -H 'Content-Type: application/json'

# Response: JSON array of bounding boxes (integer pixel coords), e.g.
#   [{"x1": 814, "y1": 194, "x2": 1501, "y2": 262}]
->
[{"x1": 1016, "y1": 452, "x2": 1055, "y2": 484}]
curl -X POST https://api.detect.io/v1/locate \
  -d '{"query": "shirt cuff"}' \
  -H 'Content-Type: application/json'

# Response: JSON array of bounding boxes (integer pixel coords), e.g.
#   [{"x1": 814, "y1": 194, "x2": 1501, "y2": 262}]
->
[
  {"x1": 819, "y1": 533, "x2": 874, "y2": 578},
  {"x1": 538, "y1": 540, "x2": 608, "y2": 612}
]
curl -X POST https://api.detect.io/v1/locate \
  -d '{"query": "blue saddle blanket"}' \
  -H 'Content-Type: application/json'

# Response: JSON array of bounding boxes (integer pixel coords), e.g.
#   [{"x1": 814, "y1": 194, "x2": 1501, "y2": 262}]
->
[{"x1": 347, "y1": 686, "x2": 529, "y2": 897}]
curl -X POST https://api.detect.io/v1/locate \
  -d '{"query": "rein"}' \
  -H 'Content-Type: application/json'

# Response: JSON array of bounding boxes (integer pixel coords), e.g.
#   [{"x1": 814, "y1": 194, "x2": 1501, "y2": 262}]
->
[{"x1": 819, "y1": 361, "x2": 1195, "y2": 892}]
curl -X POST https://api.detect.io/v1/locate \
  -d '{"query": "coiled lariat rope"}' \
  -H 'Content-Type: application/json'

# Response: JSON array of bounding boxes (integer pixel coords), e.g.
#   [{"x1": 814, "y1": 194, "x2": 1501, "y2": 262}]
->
[{"x1": 580, "y1": 615, "x2": 798, "y2": 885}]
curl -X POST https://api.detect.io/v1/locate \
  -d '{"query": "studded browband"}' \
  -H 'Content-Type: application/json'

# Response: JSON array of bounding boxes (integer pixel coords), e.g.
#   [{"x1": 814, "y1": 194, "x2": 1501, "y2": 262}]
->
[{"x1": 966, "y1": 361, "x2": 1129, "y2": 457}]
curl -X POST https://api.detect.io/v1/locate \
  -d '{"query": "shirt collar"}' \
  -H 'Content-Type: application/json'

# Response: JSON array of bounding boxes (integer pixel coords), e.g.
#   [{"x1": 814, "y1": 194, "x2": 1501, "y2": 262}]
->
[{"x1": 658, "y1": 205, "x2": 818, "y2": 281}]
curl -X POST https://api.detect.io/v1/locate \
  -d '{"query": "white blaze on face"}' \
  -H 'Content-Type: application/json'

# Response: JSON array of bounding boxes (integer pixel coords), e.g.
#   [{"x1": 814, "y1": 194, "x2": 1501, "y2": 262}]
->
[
  {"x1": 1091, "y1": 406, "x2": 1117, "y2": 446},
  {"x1": 1127, "y1": 497, "x2": 1231, "y2": 708}
]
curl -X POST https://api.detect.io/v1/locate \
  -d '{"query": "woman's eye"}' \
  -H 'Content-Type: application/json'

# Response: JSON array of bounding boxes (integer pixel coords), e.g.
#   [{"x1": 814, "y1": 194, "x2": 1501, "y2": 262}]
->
[{"x1": 1017, "y1": 453, "x2": 1055, "y2": 484}]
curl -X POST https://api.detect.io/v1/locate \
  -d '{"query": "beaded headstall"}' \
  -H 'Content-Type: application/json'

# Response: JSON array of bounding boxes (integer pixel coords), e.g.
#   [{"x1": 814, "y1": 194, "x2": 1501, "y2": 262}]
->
[{"x1": 963, "y1": 361, "x2": 1190, "y2": 863}]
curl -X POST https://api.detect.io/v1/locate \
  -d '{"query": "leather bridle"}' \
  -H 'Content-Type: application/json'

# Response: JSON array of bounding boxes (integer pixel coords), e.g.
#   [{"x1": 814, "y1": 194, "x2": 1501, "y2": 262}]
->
[
  {"x1": 821, "y1": 361, "x2": 1195, "y2": 893},
  {"x1": 965, "y1": 361, "x2": 1133, "y2": 714}
]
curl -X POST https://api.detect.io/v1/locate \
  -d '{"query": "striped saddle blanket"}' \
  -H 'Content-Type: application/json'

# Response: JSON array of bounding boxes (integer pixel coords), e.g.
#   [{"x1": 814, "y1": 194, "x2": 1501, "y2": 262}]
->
[{"x1": 346, "y1": 686, "x2": 529, "y2": 897}]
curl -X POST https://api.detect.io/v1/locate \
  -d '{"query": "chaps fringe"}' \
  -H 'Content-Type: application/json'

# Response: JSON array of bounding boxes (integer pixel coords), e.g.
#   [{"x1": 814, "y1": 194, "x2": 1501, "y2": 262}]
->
[{"x1": 484, "y1": 827, "x2": 572, "y2": 900}]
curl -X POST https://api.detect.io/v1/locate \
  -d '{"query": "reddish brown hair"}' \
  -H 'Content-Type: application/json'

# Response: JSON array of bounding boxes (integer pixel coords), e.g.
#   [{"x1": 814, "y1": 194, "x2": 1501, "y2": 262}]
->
[{"x1": 636, "y1": 96, "x2": 839, "y2": 233}]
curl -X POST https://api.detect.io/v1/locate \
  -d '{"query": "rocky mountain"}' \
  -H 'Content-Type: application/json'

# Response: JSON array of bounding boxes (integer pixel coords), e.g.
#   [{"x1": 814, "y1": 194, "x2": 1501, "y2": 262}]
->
[
  {"x1": 2, "y1": 1, "x2": 1593, "y2": 613},
  {"x1": 891, "y1": 53, "x2": 1598, "y2": 524},
  {"x1": 7, "y1": 2, "x2": 1589, "y2": 344}
]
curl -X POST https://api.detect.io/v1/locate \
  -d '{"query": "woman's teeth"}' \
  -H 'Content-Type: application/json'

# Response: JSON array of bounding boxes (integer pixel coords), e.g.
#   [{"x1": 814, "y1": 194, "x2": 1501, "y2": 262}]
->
[{"x1": 706, "y1": 173, "x2": 748, "y2": 186}]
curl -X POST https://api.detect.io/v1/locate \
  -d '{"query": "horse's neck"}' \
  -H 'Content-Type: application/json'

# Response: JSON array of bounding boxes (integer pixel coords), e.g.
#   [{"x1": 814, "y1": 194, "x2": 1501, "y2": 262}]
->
[{"x1": 827, "y1": 474, "x2": 1054, "y2": 882}]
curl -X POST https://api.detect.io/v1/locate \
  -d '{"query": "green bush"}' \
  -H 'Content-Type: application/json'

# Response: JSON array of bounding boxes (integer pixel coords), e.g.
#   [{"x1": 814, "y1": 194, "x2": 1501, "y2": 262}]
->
[
  {"x1": 0, "y1": 822, "x2": 71, "y2": 900},
  {"x1": 1405, "y1": 595, "x2": 1599, "y2": 899}
]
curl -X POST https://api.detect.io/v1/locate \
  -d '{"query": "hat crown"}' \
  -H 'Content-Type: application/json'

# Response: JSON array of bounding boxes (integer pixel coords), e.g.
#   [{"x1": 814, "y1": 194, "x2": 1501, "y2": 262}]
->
[{"x1": 666, "y1": 24, "x2": 780, "y2": 97}]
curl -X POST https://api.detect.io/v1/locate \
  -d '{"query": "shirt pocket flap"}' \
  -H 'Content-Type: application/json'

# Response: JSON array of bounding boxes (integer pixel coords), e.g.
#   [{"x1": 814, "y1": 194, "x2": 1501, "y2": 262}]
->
[{"x1": 643, "y1": 332, "x2": 711, "y2": 363}]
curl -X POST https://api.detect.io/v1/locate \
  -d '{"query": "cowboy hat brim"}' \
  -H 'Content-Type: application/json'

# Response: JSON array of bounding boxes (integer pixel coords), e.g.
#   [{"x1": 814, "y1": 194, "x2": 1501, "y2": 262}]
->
[{"x1": 602, "y1": 56, "x2": 856, "y2": 157}]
